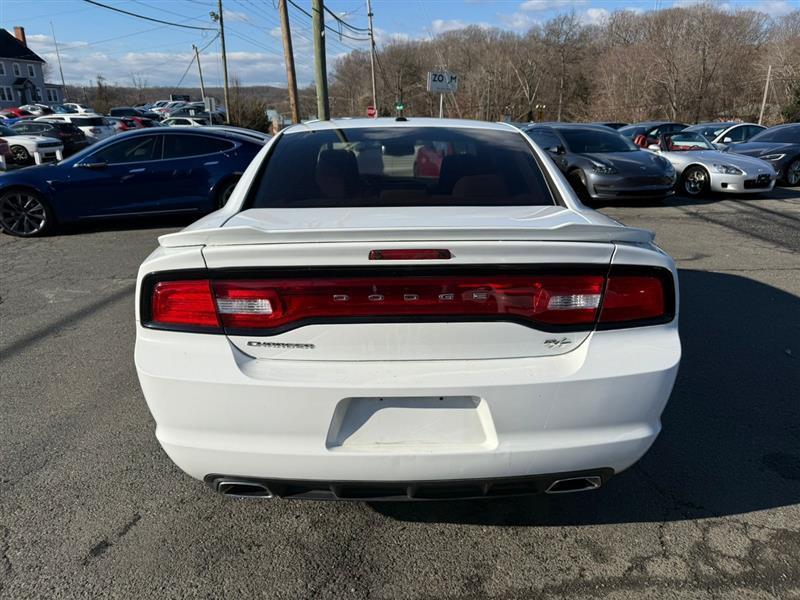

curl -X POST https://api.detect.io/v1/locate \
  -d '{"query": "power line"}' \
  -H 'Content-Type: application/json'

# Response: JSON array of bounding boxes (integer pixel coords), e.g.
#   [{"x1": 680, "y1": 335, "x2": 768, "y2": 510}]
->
[
  {"x1": 81, "y1": 0, "x2": 217, "y2": 31},
  {"x1": 323, "y1": 5, "x2": 369, "y2": 33},
  {"x1": 286, "y1": 0, "x2": 370, "y2": 41}
]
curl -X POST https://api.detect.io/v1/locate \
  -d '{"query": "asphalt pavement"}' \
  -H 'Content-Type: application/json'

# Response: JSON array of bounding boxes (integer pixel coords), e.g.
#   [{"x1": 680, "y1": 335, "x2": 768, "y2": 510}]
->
[{"x1": 1, "y1": 189, "x2": 799, "y2": 599}]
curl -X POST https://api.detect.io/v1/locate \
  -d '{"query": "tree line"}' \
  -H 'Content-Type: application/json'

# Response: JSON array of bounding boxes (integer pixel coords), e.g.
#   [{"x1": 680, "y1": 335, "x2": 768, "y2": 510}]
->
[{"x1": 329, "y1": 4, "x2": 800, "y2": 124}]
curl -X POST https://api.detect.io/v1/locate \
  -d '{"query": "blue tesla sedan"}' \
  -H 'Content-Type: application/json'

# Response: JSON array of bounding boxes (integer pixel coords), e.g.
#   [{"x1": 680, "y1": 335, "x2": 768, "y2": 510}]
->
[{"x1": 0, "y1": 127, "x2": 267, "y2": 236}]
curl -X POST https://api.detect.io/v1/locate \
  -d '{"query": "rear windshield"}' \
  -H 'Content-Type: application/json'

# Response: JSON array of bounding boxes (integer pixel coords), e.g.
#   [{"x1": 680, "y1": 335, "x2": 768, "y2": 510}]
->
[
  {"x1": 749, "y1": 125, "x2": 799, "y2": 143},
  {"x1": 247, "y1": 126, "x2": 554, "y2": 208},
  {"x1": 559, "y1": 128, "x2": 637, "y2": 153},
  {"x1": 73, "y1": 117, "x2": 106, "y2": 126}
]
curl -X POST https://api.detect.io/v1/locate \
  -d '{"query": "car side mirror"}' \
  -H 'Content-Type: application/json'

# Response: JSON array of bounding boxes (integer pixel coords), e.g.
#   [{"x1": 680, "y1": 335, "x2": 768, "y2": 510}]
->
[
  {"x1": 76, "y1": 161, "x2": 108, "y2": 169},
  {"x1": 647, "y1": 144, "x2": 661, "y2": 152},
  {"x1": 722, "y1": 136, "x2": 733, "y2": 144}
]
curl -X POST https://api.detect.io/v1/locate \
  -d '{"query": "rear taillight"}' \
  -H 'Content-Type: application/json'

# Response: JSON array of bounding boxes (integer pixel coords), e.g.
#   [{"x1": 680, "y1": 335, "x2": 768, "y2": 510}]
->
[
  {"x1": 144, "y1": 269, "x2": 674, "y2": 334},
  {"x1": 151, "y1": 280, "x2": 219, "y2": 327}
]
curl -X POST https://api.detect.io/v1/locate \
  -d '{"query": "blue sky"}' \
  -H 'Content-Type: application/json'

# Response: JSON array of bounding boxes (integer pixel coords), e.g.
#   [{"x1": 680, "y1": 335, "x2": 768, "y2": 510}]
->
[{"x1": 1, "y1": 0, "x2": 797, "y2": 88}]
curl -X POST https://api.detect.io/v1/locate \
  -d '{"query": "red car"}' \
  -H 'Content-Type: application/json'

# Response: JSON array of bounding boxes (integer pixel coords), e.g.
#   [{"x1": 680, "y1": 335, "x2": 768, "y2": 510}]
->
[
  {"x1": 129, "y1": 116, "x2": 159, "y2": 128},
  {"x1": 0, "y1": 108, "x2": 33, "y2": 118}
]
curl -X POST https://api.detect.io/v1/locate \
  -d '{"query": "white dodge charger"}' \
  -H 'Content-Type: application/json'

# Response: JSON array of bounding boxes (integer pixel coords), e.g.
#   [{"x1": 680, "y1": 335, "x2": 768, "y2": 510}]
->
[{"x1": 135, "y1": 118, "x2": 681, "y2": 500}]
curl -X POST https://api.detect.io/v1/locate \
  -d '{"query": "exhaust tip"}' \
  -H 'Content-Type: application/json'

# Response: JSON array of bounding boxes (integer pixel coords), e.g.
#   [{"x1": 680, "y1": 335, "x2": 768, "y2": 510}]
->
[
  {"x1": 545, "y1": 476, "x2": 602, "y2": 494},
  {"x1": 216, "y1": 480, "x2": 273, "y2": 499}
]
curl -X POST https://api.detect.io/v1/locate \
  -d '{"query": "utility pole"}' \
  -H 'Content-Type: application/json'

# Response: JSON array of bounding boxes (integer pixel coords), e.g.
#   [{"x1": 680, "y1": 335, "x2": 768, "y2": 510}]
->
[
  {"x1": 193, "y1": 44, "x2": 206, "y2": 100},
  {"x1": 311, "y1": 0, "x2": 330, "y2": 120},
  {"x1": 366, "y1": 0, "x2": 377, "y2": 116},
  {"x1": 50, "y1": 22, "x2": 68, "y2": 101},
  {"x1": 278, "y1": 0, "x2": 300, "y2": 123},
  {"x1": 758, "y1": 64, "x2": 772, "y2": 126},
  {"x1": 214, "y1": 0, "x2": 231, "y2": 124}
]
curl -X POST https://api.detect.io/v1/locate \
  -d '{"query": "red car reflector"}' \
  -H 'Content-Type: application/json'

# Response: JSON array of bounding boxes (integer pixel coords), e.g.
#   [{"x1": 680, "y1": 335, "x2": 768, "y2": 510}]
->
[
  {"x1": 369, "y1": 249, "x2": 452, "y2": 260},
  {"x1": 151, "y1": 280, "x2": 219, "y2": 327},
  {"x1": 599, "y1": 275, "x2": 665, "y2": 323}
]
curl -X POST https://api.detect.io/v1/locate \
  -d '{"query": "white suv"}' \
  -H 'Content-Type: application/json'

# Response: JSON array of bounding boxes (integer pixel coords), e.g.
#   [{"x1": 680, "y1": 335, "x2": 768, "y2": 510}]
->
[
  {"x1": 35, "y1": 114, "x2": 115, "y2": 142},
  {"x1": 135, "y1": 118, "x2": 680, "y2": 500}
]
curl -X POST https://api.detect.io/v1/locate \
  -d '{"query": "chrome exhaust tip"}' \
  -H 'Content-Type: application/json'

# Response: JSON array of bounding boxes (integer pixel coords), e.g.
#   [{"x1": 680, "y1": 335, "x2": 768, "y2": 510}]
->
[
  {"x1": 216, "y1": 480, "x2": 273, "y2": 499},
  {"x1": 545, "y1": 476, "x2": 602, "y2": 494}
]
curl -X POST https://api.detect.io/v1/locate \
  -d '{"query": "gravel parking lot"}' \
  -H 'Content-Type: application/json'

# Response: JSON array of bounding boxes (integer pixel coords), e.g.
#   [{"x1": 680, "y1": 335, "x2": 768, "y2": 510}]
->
[{"x1": 1, "y1": 190, "x2": 799, "y2": 599}]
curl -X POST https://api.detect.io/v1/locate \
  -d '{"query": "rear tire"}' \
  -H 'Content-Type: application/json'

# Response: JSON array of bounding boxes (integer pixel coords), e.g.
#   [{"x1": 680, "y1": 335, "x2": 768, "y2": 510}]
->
[
  {"x1": 215, "y1": 178, "x2": 239, "y2": 209},
  {"x1": 0, "y1": 189, "x2": 54, "y2": 237},
  {"x1": 681, "y1": 165, "x2": 709, "y2": 197},
  {"x1": 783, "y1": 158, "x2": 800, "y2": 187}
]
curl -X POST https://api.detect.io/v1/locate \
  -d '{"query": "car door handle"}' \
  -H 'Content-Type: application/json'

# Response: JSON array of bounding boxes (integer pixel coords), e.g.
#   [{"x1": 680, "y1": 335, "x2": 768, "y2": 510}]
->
[{"x1": 128, "y1": 167, "x2": 146, "y2": 173}]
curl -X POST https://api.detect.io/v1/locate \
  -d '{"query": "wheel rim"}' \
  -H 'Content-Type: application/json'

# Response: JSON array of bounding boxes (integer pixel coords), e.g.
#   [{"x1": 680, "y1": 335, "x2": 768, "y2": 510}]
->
[
  {"x1": 684, "y1": 168, "x2": 706, "y2": 195},
  {"x1": 787, "y1": 160, "x2": 800, "y2": 186},
  {"x1": 219, "y1": 183, "x2": 236, "y2": 207},
  {"x1": 11, "y1": 146, "x2": 29, "y2": 162},
  {"x1": 0, "y1": 192, "x2": 46, "y2": 235}
]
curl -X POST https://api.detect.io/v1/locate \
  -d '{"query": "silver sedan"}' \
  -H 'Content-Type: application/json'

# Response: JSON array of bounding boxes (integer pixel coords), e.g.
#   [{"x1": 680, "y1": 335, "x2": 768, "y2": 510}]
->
[{"x1": 645, "y1": 131, "x2": 777, "y2": 197}]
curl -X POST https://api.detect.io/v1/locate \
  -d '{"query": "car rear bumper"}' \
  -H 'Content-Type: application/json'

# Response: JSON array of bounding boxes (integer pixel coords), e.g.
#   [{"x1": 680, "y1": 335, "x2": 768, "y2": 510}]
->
[{"x1": 136, "y1": 323, "x2": 680, "y2": 486}]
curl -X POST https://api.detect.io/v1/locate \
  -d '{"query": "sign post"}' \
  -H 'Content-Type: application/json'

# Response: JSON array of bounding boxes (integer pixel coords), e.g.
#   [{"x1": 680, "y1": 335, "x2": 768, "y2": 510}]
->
[{"x1": 427, "y1": 71, "x2": 458, "y2": 118}]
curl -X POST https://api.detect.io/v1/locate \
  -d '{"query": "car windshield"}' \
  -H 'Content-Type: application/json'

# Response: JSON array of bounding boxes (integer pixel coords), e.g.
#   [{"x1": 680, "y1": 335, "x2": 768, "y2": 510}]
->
[
  {"x1": 247, "y1": 126, "x2": 555, "y2": 208},
  {"x1": 0, "y1": 125, "x2": 18, "y2": 136},
  {"x1": 663, "y1": 132, "x2": 715, "y2": 151},
  {"x1": 686, "y1": 124, "x2": 731, "y2": 138},
  {"x1": 73, "y1": 117, "x2": 106, "y2": 126},
  {"x1": 558, "y1": 128, "x2": 637, "y2": 153},
  {"x1": 748, "y1": 125, "x2": 800, "y2": 143}
]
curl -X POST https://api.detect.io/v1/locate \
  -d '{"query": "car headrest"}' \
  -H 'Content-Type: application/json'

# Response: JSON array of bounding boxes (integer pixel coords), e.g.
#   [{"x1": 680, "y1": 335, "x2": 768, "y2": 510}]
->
[
  {"x1": 438, "y1": 154, "x2": 487, "y2": 194},
  {"x1": 315, "y1": 149, "x2": 359, "y2": 199}
]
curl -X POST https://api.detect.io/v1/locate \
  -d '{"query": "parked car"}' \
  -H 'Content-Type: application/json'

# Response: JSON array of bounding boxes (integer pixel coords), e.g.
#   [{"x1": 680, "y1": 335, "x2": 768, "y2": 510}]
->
[
  {"x1": 106, "y1": 116, "x2": 140, "y2": 132},
  {"x1": 11, "y1": 120, "x2": 89, "y2": 156},
  {"x1": 645, "y1": 130, "x2": 777, "y2": 196},
  {"x1": 0, "y1": 108, "x2": 35, "y2": 125},
  {"x1": 109, "y1": 106, "x2": 160, "y2": 120},
  {"x1": 63, "y1": 103, "x2": 95, "y2": 114},
  {"x1": 723, "y1": 123, "x2": 800, "y2": 187},
  {"x1": 18, "y1": 104, "x2": 54, "y2": 117},
  {"x1": 524, "y1": 123, "x2": 676, "y2": 202},
  {"x1": 49, "y1": 104, "x2": 78, "y2": 114},
  {"x1": 128, "y1": 116, "x2": 161, "y2": 128},
  {"x1": 162, "y1": 116, "x2": 208, "y2": 127},
  {"x1": 683, "y1": 122, "x2": 765, "y2": 149},
  {"x1": 132, "y1": 117, "x2": 681, "y2": 501},
  {"x1": 168, "y1": 104, "x2": 225, "y2": 123},
  {"x1": 0, "y1": 124, "x2": 63, "y2": 165},
  {"x1": 35, "y1": 114, "x2": 116, "y2": 142},
  {"x1": 0, "y1": 127, "x2": 266, "y2": 237},
  {"x1": 154, "y1": 100, "x2": 187, "y2": 117},
  {"x1": 592, "y1": 122, "x2": 628, "y2": 130},
  {"x1": 621, "y1": 121, "x2": 689, "y2": 146}
]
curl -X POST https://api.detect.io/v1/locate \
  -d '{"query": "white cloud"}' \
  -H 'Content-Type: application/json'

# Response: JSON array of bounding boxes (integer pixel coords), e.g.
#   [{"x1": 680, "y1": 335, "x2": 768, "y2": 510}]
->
[
  {"x1": 431, "y1": 19, "x2": 469, "y2": 33},
  {"x1": 498, "y1": 12, "x2": 538, "y2": 31},
  {"x1": 374, "y1": 28, "x2": 415, "y2": 44},
  {"x1": 520, "y1": 0, "x2": 588, "y2": 12},
  {"x1": 581, "y1": 7, "x2": 610, "y2": 24}
]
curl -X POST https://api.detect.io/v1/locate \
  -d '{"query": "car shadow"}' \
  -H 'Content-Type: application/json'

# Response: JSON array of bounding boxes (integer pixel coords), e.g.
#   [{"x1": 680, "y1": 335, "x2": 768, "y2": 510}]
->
[
  {"x1": 369, "y1": 269, "x2": 800, "y2": 525},
  {"x1": 56, "y1": 213, "x2": 199, "y2": 236},
  {"x1": 593, "y1": 185, "x2": 798, "y2": 208}
]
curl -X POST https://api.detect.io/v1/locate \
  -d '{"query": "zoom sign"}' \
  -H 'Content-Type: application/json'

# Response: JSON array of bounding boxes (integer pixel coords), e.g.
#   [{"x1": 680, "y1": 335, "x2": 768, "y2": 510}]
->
[{"x1": 427, "y1": 71, "x2": 459, "y2": 93}]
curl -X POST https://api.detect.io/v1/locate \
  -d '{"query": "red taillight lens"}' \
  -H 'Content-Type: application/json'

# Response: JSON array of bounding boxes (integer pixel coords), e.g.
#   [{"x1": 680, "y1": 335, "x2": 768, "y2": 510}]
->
[
  {"x1": 599, "y1": 275, "x2": 665, "y2": 323},
  {"x1": 145, "y1": 270, "x2": 672, "y2": 333},
  {"x1": 151, "y1": 280, "x2": 219, "y2": 327},
  {"x1": 208, "y1": 275, "x2": 605, "y2": 330}
]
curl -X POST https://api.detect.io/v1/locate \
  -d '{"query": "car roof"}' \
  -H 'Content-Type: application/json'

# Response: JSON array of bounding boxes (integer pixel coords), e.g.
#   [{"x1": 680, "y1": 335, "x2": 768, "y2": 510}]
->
[
  {"x1": 282, "y1": 117, "x2": 519, "y2": 135},
  {"x1": 529, "y1": 123, "x2": 620, "y2": 131},
  {"x1": 685, "y1": 122, "x2": 738, "y2": 129},
  {"x1": 113, "y1": 125, "x2": 267, "y2": 144}
]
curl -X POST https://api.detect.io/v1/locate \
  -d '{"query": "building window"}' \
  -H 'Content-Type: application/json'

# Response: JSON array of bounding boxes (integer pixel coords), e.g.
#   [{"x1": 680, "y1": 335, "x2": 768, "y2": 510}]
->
[
  {"x1": 27, "y1": 64, "x2": 36, "y2": 78},
  {"x1": 0, "y1": 87, "x2": 13, "y2": 102},
  {"x1": 0, "y1": 62, "x2": 5, "y2": 76},
  {"x1": 12, "y1": 63, "x2": 21, "y2": 77},
  {"x1": 35, "y1": 87, "x2": 43, "y2": 101},
  {"x1": 46, "y1": 88, "x2": 59, "y2": 102}
]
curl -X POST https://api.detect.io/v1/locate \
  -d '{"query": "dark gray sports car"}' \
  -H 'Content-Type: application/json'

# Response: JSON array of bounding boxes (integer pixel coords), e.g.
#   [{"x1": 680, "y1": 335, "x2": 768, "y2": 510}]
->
[
  {"x1": 523, "y1": 123, "x2": 676, "y2": 202},
  {"x1": 724, "y1": 123, "x2": 800, "y2": 186}
]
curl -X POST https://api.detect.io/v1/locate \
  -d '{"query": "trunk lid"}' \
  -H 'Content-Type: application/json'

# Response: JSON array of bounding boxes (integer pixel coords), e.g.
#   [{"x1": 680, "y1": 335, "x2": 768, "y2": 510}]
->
[{"x1": 169, "y1": 207, "x2": 649, "y2": 362}]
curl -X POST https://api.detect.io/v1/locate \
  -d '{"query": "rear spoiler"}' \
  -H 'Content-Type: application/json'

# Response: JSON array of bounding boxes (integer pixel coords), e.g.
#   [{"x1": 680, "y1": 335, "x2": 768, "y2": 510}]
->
[{"x1": 159, "y1": 223, "x2": 655, "y2": 248}]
